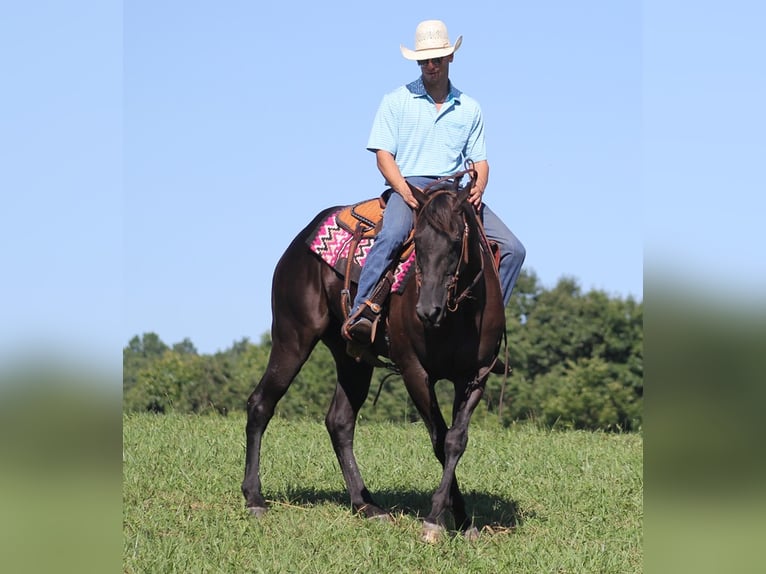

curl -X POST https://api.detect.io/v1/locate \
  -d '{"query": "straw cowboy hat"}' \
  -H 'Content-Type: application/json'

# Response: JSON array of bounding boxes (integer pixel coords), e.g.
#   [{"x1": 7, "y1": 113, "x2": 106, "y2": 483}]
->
[{"x1": 400, "y1": 20, "x2": 463, "y2": 61}]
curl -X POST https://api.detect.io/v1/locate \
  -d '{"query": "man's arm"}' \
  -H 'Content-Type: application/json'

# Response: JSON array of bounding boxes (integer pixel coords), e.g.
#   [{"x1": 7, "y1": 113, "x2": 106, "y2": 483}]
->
[
  {"x1": 375, "y1": 149, "x2": 418, "y2": 208},
  {"x1": 469, "y1": 160, "x2": 489, "y2": 208}
]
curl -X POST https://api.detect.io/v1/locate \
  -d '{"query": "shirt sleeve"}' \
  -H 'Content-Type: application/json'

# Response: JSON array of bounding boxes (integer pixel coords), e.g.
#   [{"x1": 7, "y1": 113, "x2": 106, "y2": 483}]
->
[
  {"x1": 366, "y1": 92, "x2": 398, "y2": 156},
  {"x1": 463, "y1": 103, "x2": 487, "y2": 163}
]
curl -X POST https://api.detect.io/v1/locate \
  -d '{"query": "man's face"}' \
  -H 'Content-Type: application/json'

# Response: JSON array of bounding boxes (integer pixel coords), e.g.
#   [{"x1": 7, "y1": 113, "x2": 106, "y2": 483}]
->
[{"x1": 418, "y1": 54, "x2": 453, "y2": 86}]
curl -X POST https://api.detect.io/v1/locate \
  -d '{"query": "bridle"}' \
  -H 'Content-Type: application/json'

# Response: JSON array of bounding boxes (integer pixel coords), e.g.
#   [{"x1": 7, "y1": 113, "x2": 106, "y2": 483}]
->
[
  {"x1": 413, "y1": 188, "x2": 485, "y2": 314},
  {"x1": 445, "y1": 214, "x2": 484, "y2": 312}
]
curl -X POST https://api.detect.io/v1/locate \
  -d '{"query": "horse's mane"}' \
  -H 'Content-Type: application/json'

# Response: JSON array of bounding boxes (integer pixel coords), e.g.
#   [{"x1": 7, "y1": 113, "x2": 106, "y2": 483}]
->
[{"x1": 417, "y1": 191, "x2": 465, "y2": 238}]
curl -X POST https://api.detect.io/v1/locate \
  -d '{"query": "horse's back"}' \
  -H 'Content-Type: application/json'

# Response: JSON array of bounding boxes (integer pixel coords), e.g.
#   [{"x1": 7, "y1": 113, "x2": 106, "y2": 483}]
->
[
  {"x1": 270, "y1": 206, "x2": 346, "y2": 336},
  {"x1": 282, "y1": 206, "x2": 343, "y2": 251}
]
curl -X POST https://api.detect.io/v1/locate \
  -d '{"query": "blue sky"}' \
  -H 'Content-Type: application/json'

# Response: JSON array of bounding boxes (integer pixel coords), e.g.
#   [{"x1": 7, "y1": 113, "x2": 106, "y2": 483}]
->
[
  {"x1": 1, "y1": 1, "x2": 763, "y2": 362},
  {"x1": 124, "y1": 0, "x2": 641, "y2": 355}
]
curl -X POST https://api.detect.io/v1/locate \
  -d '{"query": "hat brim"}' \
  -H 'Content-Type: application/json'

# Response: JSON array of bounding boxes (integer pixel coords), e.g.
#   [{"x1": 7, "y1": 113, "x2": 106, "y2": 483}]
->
[{"x1": 400, "y1": 35, "x2": 462, "y2": 61}]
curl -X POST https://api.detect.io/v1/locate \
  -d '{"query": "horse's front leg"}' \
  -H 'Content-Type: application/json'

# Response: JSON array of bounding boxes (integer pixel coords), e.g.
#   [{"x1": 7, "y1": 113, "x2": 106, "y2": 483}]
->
[
  {"x1": 401, "y1": 370, "x2": 468, "y2": 541},
  {"x1": 424, "y1": 382, "x2": 485, "y2": 540},
  {"x1": 397, "y1": 367, "x2": 453, "y2": 539}
]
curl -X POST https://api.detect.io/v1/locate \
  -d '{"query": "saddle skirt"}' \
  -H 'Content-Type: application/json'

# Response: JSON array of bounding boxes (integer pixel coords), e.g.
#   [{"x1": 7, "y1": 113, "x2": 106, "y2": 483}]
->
[{"x1": 307, "y1": 197, "x2": 416, "y2": 293}]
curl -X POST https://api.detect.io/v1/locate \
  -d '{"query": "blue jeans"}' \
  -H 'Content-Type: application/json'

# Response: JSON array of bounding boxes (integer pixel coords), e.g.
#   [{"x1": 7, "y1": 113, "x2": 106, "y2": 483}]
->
[{"x1": 351, "y1": 177, "x2": 526, "y2": 313}]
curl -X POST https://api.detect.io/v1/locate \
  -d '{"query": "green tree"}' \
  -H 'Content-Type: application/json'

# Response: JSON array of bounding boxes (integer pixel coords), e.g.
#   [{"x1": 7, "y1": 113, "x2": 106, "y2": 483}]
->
[
  {"x1": 122, "y1": 272, "x2": 643, "y2": 431},
  {"x1": 489, "y1": 273, "x2": 642, "y2": 430},
  {"x1": 533, "y1": 356, "x2": 642, "y2": 430},
  {"x1": 124, "y1": 351, "x2": 200, "y2": 413},
  {"x1": 123, "y1": 333, "x2": 170, "y2": 396},
  {"x1": 172, "y1": 338, "x2": 198, "y2": 356}
]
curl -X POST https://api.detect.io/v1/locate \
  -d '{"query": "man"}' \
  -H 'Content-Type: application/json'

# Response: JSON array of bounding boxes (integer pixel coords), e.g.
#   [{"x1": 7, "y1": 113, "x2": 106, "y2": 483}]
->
[{"x1": 342, "y1": 20, "x2": 526, "y2": 344}]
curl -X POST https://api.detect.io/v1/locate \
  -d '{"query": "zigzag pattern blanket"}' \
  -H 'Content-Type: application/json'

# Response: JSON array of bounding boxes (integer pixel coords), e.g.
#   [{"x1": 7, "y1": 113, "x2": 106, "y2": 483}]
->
[{"x1": 307, "y1": 208, "x2": 416, "y2": 294}]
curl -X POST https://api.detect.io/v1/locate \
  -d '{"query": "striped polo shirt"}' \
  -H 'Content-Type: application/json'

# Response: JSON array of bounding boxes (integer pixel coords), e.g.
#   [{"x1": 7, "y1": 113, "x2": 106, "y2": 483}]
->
[{"x1": 366, "y1": 77, "x2": 487, "y2": 178}]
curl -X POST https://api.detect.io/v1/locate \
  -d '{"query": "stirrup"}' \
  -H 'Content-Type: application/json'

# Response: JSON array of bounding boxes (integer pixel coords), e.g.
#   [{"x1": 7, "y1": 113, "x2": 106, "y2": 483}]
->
[
  {"x1": 341, "y1": 302, "x2": 380, "y2": 344},
  {"x1": 342, "y1": 316, "x2": 374, "y2": 344},
  {"x1": 490, "y1": 359, "x2": 511, "y2": 376}
]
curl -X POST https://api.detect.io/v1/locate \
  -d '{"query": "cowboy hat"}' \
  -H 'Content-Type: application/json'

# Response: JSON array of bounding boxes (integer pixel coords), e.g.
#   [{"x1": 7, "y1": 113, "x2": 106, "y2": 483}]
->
[{"x1": 400, "y1": 20, "x2": 462, "y2": 61}]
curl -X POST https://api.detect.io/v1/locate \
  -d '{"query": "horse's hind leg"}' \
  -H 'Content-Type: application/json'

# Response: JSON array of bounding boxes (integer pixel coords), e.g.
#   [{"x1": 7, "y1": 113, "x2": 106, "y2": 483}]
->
[
  {"x1": 324, "y1": 342, "x2": 389, "y2": 519},
  {"x1": 241, "y1": 330, "x2": 320, "y2": 515}
]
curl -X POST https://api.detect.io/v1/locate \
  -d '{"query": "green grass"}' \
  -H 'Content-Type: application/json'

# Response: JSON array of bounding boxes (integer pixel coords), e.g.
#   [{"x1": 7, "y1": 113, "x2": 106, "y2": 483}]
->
[{"x1": 123, "y1": 413, "x2": 642, "y2": 573}]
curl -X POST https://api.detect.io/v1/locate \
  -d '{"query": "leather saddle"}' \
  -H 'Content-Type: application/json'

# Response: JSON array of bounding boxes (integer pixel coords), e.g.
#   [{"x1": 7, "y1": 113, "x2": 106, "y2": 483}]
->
[{"x1": 335, "y1": 195, "x2": 415, "y2": 262}]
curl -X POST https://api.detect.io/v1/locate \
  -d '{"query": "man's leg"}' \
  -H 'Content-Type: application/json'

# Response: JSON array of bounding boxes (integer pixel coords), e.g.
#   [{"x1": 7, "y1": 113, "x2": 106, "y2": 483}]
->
[
  {"x1": 481, "y1": 204, "x2": 526, "y2": 307},
  {"x1": 343, "y1": 193, "x2": 414, "y2": 343}
]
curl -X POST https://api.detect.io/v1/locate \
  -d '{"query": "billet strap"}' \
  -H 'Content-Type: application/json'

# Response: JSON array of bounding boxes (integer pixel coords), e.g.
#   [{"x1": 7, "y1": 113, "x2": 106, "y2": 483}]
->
[{"x1": 341, "y1": 221, "x2": 368, "y2": 319}]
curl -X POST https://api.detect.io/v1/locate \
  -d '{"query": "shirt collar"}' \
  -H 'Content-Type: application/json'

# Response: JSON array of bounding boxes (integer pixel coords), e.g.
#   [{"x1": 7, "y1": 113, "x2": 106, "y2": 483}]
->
[{"x1": 406, "y1": 77, "x2": 462, "y2": 103}]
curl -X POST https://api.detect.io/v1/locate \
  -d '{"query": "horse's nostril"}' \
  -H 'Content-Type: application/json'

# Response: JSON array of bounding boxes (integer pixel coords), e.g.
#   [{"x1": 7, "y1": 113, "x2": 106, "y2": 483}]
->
[{"x1": 417, "y1": 305, "x2": 442, "y2": 327}]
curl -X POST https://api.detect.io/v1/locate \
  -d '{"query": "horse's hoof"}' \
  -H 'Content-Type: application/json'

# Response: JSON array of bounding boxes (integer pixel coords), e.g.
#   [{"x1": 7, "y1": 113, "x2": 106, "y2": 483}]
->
[
  {"x1": 463, "y1": 526, "x2": 480, "y2": 541},
  {"x1": 355, "y1": 503, "x2": 391, "y2": 521},
  {"x1": 421, "y1": 521, "x2": 445, "y2": 544},
  {"x1": 247, "y1": 506, "x2": 268, "y2": 518}
]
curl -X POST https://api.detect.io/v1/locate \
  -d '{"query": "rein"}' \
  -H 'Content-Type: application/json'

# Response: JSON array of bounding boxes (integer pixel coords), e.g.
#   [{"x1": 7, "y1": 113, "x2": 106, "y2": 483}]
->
[
  {"x1": 446, "y1": 216, "x2": 483, "y2": 312},
  {"x1": 420, "y1": 162, "x2": 478, "y2": 195}
]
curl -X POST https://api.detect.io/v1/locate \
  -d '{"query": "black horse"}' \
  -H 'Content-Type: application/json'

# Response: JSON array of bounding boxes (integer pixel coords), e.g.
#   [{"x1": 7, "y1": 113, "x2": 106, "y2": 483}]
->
[{"x1": 241, "y1": 175, "x2": 506, "y2": 541}]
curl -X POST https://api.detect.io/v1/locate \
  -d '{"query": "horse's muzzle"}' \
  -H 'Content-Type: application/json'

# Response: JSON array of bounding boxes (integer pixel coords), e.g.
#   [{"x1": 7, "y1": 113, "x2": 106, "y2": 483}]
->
[{"x1": 416, "y1": 302, "x2": 445, "y2": 329}]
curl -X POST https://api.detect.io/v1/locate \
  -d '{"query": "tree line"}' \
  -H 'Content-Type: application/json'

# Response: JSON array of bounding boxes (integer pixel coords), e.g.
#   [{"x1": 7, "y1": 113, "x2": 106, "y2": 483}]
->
[{"x1": 123, "y1": 270, "x2": 643, "y2": 431}]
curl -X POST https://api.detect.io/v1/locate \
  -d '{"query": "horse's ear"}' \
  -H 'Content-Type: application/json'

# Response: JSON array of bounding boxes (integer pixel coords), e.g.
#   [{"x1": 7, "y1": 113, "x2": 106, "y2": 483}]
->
[
  {"x1": 408, "y1": 182, "x2": 428, "y2": 208},
  {"x1": 456, "y1": 178, "x2": 473, "y2": 207}
]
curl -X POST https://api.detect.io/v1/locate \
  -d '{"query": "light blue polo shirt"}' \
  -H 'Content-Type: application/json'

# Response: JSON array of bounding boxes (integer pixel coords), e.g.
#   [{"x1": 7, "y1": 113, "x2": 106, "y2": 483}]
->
[{"x1": 367, "y1": 78, "x2": 487, "y2": 178}]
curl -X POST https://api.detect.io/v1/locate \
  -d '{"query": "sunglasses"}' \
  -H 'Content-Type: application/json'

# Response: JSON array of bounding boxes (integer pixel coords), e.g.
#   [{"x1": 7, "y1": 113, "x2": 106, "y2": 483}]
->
[{"x1": 417, "y1": 57, "x2": 445, "y2": 66}]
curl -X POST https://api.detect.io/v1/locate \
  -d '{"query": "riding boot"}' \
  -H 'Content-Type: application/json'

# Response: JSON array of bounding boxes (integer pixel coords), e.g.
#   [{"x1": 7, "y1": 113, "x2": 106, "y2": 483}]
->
[
  {"x1": 342, "y1": 271, "x2": 394, "y2": 345},
  {"x1": 342, "y1": 304, "x2": 379, "y2": 344}
]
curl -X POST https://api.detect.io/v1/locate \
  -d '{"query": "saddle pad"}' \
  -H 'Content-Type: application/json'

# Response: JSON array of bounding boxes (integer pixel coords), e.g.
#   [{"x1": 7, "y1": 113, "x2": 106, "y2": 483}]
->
[{"x1": 307, "y1": 208, "x2": 416, "y2": 294}]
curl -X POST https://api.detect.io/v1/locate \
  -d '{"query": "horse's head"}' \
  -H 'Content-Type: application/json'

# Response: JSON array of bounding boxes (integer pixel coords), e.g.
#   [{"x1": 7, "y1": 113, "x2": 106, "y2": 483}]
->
[{"x1": 411, "y1": 180, "x2": 475, "y2": 329}]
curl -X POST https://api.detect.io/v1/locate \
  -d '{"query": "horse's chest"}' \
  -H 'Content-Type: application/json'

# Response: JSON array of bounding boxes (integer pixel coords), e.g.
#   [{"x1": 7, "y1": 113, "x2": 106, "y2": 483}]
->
[{"x1": 419, "y1": 330, "x2": 481, "y2": 375}]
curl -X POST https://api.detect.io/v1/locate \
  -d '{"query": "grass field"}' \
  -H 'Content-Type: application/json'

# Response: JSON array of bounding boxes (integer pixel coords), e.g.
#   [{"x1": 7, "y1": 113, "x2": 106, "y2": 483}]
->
[{"x1": 123, "y1": 413, "x2": 642, "y2": 573}]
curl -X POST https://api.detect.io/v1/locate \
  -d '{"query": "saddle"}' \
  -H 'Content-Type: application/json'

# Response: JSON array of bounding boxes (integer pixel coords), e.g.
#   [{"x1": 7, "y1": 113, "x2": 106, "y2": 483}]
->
[
  {"x1": 308, "y1": 173, "x2": 501, "y2": 337},
  {"x1": 335, "y1": 195, "x2": 415, "y2": 327},
  {"x1": 336, "y1": 197, "x2": 383, "y2": 237},
  {"x1": 335, "y1": 196, "x2": 415, "y2": 260}
]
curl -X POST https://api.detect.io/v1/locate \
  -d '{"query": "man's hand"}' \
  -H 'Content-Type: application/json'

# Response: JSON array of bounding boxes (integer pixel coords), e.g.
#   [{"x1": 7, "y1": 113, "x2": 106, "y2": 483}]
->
[
  {"x1": 470, "y1": 160, "x2": 489, "y2": 209},
  {"x1": 396, "y1": 185, "x2": 420, "y2": 209},
  {"x1": 375, "y1": 149, "x2": 419, "y2": 209},
  {"x1": 468, "y1": 184, "x2": 484, "y2": 208}
]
